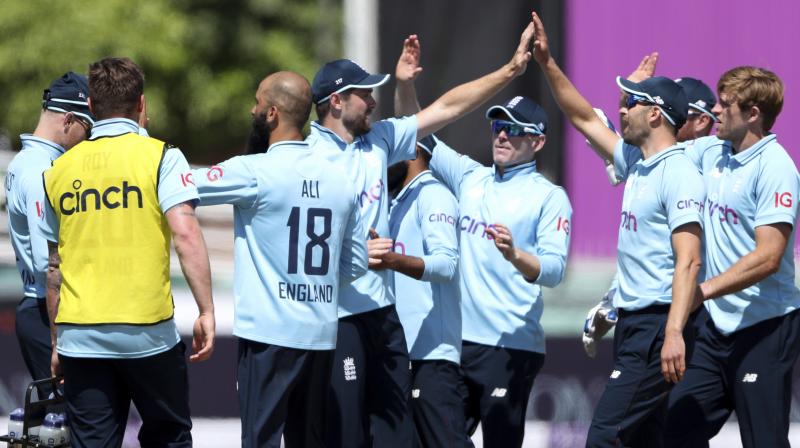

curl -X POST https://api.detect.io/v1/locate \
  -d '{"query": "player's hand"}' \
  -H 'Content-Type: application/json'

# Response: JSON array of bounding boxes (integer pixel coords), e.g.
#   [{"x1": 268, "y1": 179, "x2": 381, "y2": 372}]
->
[
  {"x1": 531, "y1": 11, "x2": 550, "y2": 66},
  {"x1": 367, "y1": 228, "x2": 394, "y2": 269},
  {"x1": 691, "y1": 283, "x2": 706, "y2": 311},
  {"x1": 627, "y1": 52, "x2": 659, "y2": 83},
  {"x1": 50, "y1": 347, "x2": 61, "y2": 378},
  {"x1": 190, "y1": 312, "x2": 215, "y2": 363},
  {"x1": 582, "y1": 290, "x2": 618, "y2": 358},
  {"x1": 396, "y1": 35, "x2": 423, "y2": 83},
  {"x1": 486, "y1": 223, "x2": 517, "y2": 261},
  {"x1": 508, "y1": 18, "x2": 534, "y2": 77},
  {"x1": 660, "y1": 330, "x2": 686, "y2": 383}
]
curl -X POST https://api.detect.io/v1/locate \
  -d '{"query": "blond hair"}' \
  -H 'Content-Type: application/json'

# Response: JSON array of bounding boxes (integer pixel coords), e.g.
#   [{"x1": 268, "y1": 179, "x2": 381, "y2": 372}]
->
[{"x1": 717, "y1": 66, "x2": 784, "y2": 131}]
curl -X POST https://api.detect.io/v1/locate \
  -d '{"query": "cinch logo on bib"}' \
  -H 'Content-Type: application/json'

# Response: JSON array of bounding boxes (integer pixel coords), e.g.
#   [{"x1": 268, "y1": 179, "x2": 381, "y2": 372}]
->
[{"x1": 58, "y1": 179, "x2": 143, "y2": 215}]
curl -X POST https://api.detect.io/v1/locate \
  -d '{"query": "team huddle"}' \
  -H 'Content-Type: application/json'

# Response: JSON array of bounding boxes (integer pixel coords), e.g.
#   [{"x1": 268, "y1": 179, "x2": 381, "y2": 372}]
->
[{"x1": 5, "y1": 11, "x2": 799, "y2": 448}]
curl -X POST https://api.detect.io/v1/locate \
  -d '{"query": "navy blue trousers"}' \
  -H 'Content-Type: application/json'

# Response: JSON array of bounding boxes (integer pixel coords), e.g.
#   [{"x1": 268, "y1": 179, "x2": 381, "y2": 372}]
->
[
  {"x1": 664, "y1": 308, "x2": 800, "y2": 448},
  {"x1": 459, "y1": 341, "x2": 544, "y2": 448},
  {"x1": 586, "y1": 304, "x2": 695, "y2": 448},
  {"x1": 15, "y1": 297, "x2": 52, "y2": 382},
  {"x1": 411, "y1": 359, "x2": 473, "y2": 448},
  {"x1": 237, "y1": 338, "x2": 333, "y2": 448},
  {"x1": 60, "y1": 341, "x2": 192, "y2": 448},
  {"x1": 325, "y1": 305, "x2": 414, "y2": 448}
]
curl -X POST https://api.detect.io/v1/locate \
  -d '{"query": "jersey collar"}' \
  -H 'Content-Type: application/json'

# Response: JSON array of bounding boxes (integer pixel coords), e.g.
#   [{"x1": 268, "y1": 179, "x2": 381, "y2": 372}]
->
[
  {"x1": 265, "y1": 140, "x2": 309, "y2": 154},
  {"x1": 19, "y1": 134, "x2": 65, "y2": 157},
  {"x1": 89, "y1": 118, "x2": 140, "y2": 140},
  {"x1": 394, "y1": 170, "x2": 433, "y2": 202},
  {"x1": 493, "y1": 159, "x2": 537, "y2": 181},
  {"x1": 639, "y1": 144, "x2": 684, "y2": 168},
  {"x1": 309, "y1": 121, "x2": 368, "y2": 149},
  {"x1": 727, "y1": 134, "x2": 777, "y2": 165}
]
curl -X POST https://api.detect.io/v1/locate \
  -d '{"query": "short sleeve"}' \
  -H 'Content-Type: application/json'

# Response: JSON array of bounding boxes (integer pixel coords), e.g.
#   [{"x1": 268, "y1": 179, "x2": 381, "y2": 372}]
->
[
  {"x1": 612, "y1": 138, "x2": 643, "y2": 182},
  {"x1": 372, "y1": 115, "x2": 419, "y2": 166},
  {"x1": 662, "y1": 157, "x2": 706, "y2": 231},
  {"x1": 158, "y1": 148, "x2": 200, "y2": 212},
  {"x1": 754, "y1": 153, "x2": 800, "y2": 228},
  {"x1": 39, "y1": 178, "x2": 59, "y2": 243},
  {"x1": 192, "y1": 155, "x2": 260, "y2": 209}
]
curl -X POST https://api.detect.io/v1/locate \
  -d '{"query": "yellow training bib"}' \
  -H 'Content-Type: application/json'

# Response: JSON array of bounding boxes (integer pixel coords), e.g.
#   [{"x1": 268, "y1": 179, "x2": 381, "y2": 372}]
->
[{"x1": 44, "y1": 133, "x2": 173, "y2": 325}]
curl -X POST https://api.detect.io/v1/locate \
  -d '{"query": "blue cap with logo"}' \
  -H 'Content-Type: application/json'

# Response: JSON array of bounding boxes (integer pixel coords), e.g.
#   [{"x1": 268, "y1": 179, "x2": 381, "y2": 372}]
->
[
  {"x1": 42, "y1": 72, "x2": 94, "y2": 124},
  {"x1": 416, "y1": 135, "x2": 438, "y2": 155},
  {"x1": 485, "y1": 96, "x2": 548, "y2": 135},
  {"x1": 675, "y1": 77, "x2": 718, "y2": 122},
  {"x1": 312, "y1": 59, "x2": 390, "y2": 104},
  {"x1": 616, "y1": 76, "x2": 688, "y2": 129}
]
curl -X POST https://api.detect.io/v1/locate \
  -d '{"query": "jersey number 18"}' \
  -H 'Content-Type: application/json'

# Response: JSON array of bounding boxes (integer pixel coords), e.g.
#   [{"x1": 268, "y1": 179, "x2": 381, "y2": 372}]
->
[{"x1": 286, "y1": 207, "x2": 332, "y2": 275}]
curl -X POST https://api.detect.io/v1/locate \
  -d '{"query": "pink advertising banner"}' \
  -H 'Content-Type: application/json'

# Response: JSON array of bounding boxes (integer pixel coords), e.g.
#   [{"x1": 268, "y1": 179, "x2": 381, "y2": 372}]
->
[{"x1": 563, "y1": 0, "x2": 800, "y2": 258}]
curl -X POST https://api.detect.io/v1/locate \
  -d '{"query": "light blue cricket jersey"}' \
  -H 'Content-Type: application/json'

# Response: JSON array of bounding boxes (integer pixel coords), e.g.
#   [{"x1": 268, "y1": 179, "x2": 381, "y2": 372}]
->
[
  {"x1": 612, "y1": 139, "x2": 706, "y2": 311},
  {"x1": 430, "y1": 140, "x2": 571, "y2": 354},
  {"x1": 41, "y1": 118, "x2": 198, "y2": 358},
  {"x1": 389, "y1": 170, "x2": 461, "y2": 363},
  {"x1": 6, "y1": 135, "x2": 65, "y2": 299},
  {"x1": 306, "y1": 117, "x2": 418, "y2": 317},
  {"x1": 193, "y1": 141, "x2": 368, "y2": 349},
  {"x1": 684, "y1": 135, "x2": 800, "y2": 334}
]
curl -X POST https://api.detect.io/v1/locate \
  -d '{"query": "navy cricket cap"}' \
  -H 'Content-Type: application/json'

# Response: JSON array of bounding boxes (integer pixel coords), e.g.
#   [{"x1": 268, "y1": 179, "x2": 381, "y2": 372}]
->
[
  {"x1": 312, "y1": 59, "x2": 390, "y2": 104},
  {"x1": 675, "y1": 77, "x2": 719, "y2": 122},
  {"x1": 485, "y1": 96, "x2": 548, "y2": 135},
  {"x1": 616, "y1": 76, "x2": 688, "y2": 129},
  {"x1": 42, "y1": 72, "x2": 94, "y2": 124}
]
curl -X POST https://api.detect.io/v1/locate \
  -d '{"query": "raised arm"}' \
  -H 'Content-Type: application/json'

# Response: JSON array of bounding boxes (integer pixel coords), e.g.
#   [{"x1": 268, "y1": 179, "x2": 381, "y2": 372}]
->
[
  {"x1": 165, "y1": 202, "x2": 215, "y2": 362},
  {"x1": 531, "y1": 12, "x2": 618, "y2": 161},
  {"x1": 414, "y1": 20, "x2": 534, "y2": 138},
  {"x1": 395, "y1": 35, "x2": 423, "y2": 117}
]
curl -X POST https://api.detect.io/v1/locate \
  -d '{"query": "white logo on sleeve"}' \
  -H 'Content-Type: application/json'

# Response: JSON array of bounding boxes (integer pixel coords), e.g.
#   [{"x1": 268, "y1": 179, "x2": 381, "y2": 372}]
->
[
  {"x1": 490, "y1": 388, "x2": 507, "y2": 398},
  {"x1": 343, "y1": 357, "x2": 357, "y2": 381},
  {"x1": 610, "y1": 370, "x2": 622, "y2": 379},
  {"x1": 742, "y1": 373, "x2": 758, "y2": 383},
  {"x1": 412, "y1": 388, "x2": 420, "y2": 398}
]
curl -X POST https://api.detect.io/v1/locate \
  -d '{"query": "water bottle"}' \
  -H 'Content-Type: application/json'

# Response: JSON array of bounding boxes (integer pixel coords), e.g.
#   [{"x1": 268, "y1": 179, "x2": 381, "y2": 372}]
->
[
  {"x1": 38, "y1": 413, "x2": 62, "y2": 447},
  {"x1": 58, "y1": 412, "x2": 70, "y2": 445},
  {"x1": 7, "y1": 408, "x2": 24, "y2": 440}
]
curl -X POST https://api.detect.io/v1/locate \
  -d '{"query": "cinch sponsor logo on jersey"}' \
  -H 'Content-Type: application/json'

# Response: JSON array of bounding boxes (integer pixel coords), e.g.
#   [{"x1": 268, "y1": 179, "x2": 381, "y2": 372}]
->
[
  {"x1": 59, "y1": 179, "x2": 142, "y2": 215},
  {"x1": 428, "y1": 213, "x2": 457, "y2": 226},
  {"x1": 677, "y1": 198, "x2": 704, "y2": 213},
  {"x1": 359, "y1": 178, "x2": 384, "y2": 208},
  {"x1": 775, "y1": 192, "x2": 793, "y2": 208},
  {"x1": 460, "y1": 215, "x2": 495, "y2": 240},
  {"x1": 620, "y1": 211, "x2": 637, "y2": 232},
  {"x1": 706, "y1": 199, "x2": 739, "y2": 225},
  {"x1": 392, "y1": 241, "x2": 406, "y2": 256}
]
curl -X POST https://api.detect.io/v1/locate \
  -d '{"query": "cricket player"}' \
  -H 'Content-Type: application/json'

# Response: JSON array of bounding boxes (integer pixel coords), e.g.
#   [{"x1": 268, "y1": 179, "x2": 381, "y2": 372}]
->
[
  {"x1": 584, "y1": 73, "x2": 719, "y2": 356},
  {"x1": 383, "y1": 136, "x2": 466, "y2": 447},
  {"x1": 311, "y1": 20, "x2": 537, "y2": 447},
  {"x1": 531, "y1": 12, "x2": 705, "y2": 446},
  {"x1": 191, "y1": 71, "x2": 368, "y2": 448},
  {"x1": 41, "y1": 57, "x2": 215, "y2": 447},
  {"x1": 393, "y1": 34, "x2": 572, "y2": 447},
  {"x1": 6, "y1": 72, "x2": 93, "y2": 386},
  {"x1": 663, "y1": 66, "x2": 800, "y2": 448}
]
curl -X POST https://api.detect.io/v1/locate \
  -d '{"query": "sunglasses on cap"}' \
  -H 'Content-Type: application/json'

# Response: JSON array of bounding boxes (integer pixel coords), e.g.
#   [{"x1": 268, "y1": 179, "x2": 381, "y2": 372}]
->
[{"x1": 490, "y1": 120, "x2": 542, "y2": 137}]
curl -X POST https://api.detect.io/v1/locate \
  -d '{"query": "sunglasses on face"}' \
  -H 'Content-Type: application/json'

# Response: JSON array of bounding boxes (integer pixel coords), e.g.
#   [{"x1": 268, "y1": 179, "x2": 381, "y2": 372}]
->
[
  {"x1": 625, "y1": 94, "x2": 653, "y2": 109},
  {"x1": 490, "y1": 119, "x2": 541, "y2": 137}
]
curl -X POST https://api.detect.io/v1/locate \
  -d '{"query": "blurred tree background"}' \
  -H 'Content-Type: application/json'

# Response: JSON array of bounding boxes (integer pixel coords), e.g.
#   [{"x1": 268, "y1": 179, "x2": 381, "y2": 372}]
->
[{"x1": 0, "y1": 0, "x2": 341, "y2": 164}]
